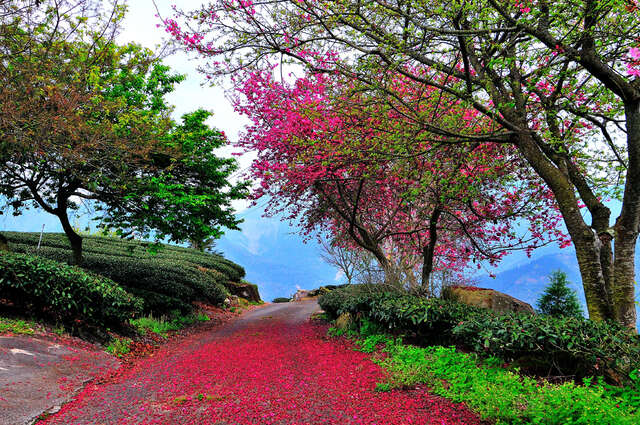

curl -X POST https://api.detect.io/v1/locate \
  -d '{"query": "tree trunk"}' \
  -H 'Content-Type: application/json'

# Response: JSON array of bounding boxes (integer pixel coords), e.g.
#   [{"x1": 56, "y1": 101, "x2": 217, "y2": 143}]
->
[
  {"x1": 515, "y1": 132, "x2": 614, "y2": 321},
  {"x1": 611, "y1": 101, "x2": 640, "y2": 330},
  {"x1": 56, "y1": 208, "x2": 83, "y2": 265},
  {"x1": 573, "y1": 236, "x2": 613, "y2": 321},
  {"x1": 0, "y1": 233, "x2": 9, "y2": 252},
  {"x1": 421, "y1": 208, "x2": 441, "y2": 291},
  {"x1": 612, "y1": 235, "x2": 638, "y2": 329}
]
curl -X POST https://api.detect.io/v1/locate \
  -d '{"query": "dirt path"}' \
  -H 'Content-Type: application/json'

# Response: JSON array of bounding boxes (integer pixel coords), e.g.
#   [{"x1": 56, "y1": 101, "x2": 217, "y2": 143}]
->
[{"x1": 42, "y1": 301, "x2": 483, "y2": 425}]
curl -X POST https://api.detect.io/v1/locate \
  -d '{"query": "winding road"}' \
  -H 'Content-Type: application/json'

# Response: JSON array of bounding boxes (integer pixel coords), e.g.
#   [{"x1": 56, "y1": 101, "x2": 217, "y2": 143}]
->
[{"x1": 42, "y1": 301, "x2": 484, "y2": 425}]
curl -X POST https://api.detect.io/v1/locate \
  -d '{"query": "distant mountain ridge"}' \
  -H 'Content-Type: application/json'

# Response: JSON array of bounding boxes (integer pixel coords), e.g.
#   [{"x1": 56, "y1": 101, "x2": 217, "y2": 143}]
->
[
  {"x1": 216, "y1": 210, "x2": 337, "y2": 303},
  {"x1": 477, "y1": 251, "x2": 640, "y2": 327}
]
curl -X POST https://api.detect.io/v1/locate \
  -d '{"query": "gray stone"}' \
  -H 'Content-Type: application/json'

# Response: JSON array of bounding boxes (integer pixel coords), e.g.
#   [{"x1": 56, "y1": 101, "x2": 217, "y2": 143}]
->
[{"x1": 447, "y1": 286, "x2": 535, "y2": 314}]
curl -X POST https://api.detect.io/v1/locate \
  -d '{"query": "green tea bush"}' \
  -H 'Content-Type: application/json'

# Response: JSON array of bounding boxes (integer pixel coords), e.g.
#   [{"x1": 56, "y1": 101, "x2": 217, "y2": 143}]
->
[
  {"x1": 5, "y1": 232, "x2": 245, "y2": 281},
  {"x1": 124, "y1": 287, "x2": 191, "y2": 315},
  {"x1": 319, "y1": 287, "x2": 640, "y2": 381},
  {"x1": 452, "y1": 309, "x2": 640, "y2": 380},
  {"x1": 6, "y1": 233, "x2": 236, "y2": 314},
  {"x1": 0, "y1": 252, "x2": 141, "y2": 328}
]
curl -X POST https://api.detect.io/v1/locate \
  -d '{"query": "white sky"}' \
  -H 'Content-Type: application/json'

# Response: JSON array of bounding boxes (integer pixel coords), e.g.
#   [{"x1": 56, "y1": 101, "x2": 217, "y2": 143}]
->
[{"x1": 119, "y1": 0, "x2": 254, "y2": 211}]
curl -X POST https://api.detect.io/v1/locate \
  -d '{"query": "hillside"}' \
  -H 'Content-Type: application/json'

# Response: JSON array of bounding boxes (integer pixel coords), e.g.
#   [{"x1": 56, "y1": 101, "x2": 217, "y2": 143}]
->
[{"x1": 3, "y1": 232, "x2": 260, "y2": 313}]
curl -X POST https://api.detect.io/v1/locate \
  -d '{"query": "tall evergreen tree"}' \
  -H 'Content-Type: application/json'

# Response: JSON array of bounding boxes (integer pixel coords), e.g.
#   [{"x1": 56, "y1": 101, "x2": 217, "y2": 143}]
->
[{"x1": 536, "y1": 271, "x2": 584, "y2": 319}]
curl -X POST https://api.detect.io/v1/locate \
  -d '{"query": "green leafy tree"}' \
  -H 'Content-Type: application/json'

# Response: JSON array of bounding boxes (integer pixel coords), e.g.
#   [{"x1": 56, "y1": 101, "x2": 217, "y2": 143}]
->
[
  {"x1": 99, "y1": 109, "x2": 249, "y2": 247},
  {"x1": 537, "y1": 271, "x2": 585, "y2": 319},
  {"x1": 0, "y1": 2, "x2": 248, "y2": 264}
]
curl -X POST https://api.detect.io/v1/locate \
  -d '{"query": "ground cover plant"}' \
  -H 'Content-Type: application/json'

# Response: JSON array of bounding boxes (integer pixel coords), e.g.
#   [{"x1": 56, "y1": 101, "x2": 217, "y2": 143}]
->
[
  {"x1": 105, "y1": 336, "x2": 133, "y2": 357},
  {"x1": 131, "y1": 312, "x2": 211, "y2": 337},
  {"x1": 375, "y1": 341, "x2": 640, "y2": 424},
  {"x1": 4, "y1": 232, "x2": 254, "y2": 315},
  {"x1": 0, "y1": 316, "x2": 36, "y2": 335},
  {"x1": 323, "y1": 316, "x2": 640, "y2": 424}
]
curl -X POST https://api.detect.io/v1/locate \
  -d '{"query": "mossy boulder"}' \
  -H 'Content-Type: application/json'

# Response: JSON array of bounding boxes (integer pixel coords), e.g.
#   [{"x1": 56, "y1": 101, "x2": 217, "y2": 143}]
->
[
  {"x1": 445, "y1": 286, "x2": 535, "y2": 315},
  {"x1": 308, "y1": 287, "x2": 331, "y2": 297},
  {"x1": 222, "y1": 281, "x2": 261, "y2": 303}
]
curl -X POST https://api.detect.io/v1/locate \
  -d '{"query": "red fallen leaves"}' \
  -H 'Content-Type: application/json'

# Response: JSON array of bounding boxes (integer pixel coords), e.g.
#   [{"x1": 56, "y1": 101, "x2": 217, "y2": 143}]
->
[{"x1": 43, "y1": 320, "x2": 485, "y2": 425}]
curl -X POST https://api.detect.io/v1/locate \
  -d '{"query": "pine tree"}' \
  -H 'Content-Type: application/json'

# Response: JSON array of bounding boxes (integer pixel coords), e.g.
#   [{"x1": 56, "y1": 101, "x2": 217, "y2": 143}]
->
[{"x1": 536, "y1": 271, "x2": 584, "y2": 318}]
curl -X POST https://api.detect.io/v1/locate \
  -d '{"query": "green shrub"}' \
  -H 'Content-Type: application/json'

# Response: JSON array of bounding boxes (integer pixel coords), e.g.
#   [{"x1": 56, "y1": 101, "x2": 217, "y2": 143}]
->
[
  {"x1": 272, "y1": 297, "x2": 290, "y2": 303},
  {"x1": 7, "y1": 233, "x2": 233, "y2": 314},
  {"x1": 0, "y1": 252, "x2": 142, "y2": 328},
  {"x1": 319, "y1": 287, "x2": 640, "y2": 382}
]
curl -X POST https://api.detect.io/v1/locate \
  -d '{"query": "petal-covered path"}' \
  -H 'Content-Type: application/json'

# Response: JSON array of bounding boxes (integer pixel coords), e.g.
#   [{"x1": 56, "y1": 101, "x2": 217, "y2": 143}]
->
[{"x1": 44, "y1": 301, "x2": 484, "y2": 425}]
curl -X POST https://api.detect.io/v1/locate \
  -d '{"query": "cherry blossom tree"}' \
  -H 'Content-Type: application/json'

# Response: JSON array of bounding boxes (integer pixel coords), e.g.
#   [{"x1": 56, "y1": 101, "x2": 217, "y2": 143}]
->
[
  {"x1": 233, "y1": 70, "x2": 565, "y2": 292},
  {"x1": 166, "y1": 0, "x2": 640, "y2": 328}
]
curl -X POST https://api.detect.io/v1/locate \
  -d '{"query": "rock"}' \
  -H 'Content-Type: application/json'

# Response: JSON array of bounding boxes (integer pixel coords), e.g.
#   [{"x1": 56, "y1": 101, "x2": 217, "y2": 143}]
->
[
  {"x1": 335, "y1": 312, "x2": 355, "y2": 332},
  {"x1": 446, "y1": 286, "x2": 535, "y2": 315},
  {"x1": 308, "y1": 287, "x2": 331, "y2": 297},
  {"x1": 222, "y1": 281, "x2": 261, "y2": 303},
  {"x1": 292, "y1": 290, "x2": 310, "y2": 301},
  {"x1": 223, "y1": 298, "x2": 231, "y2": 307},
  {"x1": 196, "y1": 266, "x2": 262, "y2": 303},
  {"x1": 0, "y1": 234, "x2": 9, "y2": 252}
]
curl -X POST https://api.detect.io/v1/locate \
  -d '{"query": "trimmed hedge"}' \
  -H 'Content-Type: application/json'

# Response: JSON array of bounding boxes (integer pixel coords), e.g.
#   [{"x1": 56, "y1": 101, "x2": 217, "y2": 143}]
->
[
  {"x1": 4, "y1": 232, "x2": 245, "y2": 281},
  {"x1": 5, "y1": 233, "x2": 241, "y2": 314},
  {"x1": 319, "y1": 287, "x2": 640, "y2": 382},
  {"x1": 0, "y1": 251, "x2": 142, "y2": 327},
  {"x1": 17, "y1": 245, "x2": 227, "y2": 312},
  {"x1": 124, "y1": 287, "x2": 191, "y2": 315}
]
